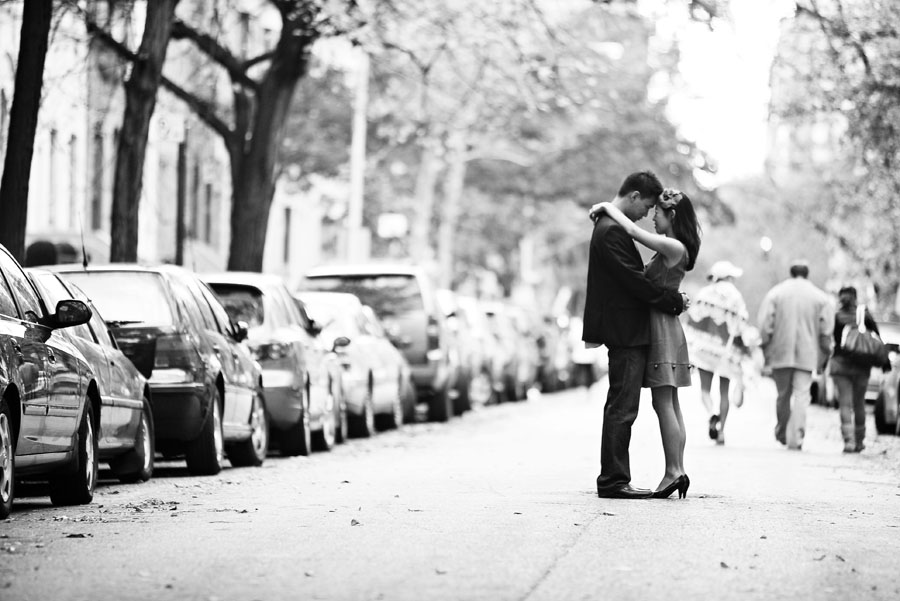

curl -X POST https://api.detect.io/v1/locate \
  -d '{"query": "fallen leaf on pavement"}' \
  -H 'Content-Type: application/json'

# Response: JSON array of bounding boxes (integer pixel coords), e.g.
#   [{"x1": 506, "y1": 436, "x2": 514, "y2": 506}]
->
[
  {"x1": 65, "y1": 534, "x2": 91, "y2": 539},
  {"x1": 814, "y1": 555, "x2": 826, "y2": 561},
  {"x1": 351, "y1": 519, "x2": 361, "y2": 526},
  {"x1": 435, "y1": 568, "x2": 447, "y2": 575},
  {"x1": 836, "y1": 555, "x2": 845, "y2": 562},
  {"x1": 601, "y1": 512, "x2": 616, "y2": 517},
  {"x1": 720, "y1": 562, "x2": 729, "y2": 569}
]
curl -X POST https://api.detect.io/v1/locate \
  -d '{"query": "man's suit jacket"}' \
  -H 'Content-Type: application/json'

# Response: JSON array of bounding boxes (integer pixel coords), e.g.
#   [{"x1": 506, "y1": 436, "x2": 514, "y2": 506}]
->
[{"x1": 582, "y1": 215, "x2": 685, "y2": 348}]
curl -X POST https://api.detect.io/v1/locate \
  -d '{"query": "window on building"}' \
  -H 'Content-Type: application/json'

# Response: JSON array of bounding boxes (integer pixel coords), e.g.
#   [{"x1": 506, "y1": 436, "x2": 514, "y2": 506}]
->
[
  {"x1": 204, "y1": 183, "x2": 213, "y2": 244},
  {"x1": 0, "y1": 89, "x2": 7, "y2": 160},
  {"x1": 191, "y1": 161, "x2": 200, "y2": 239},
  {"x1": 69, "y1": 134, "x2": 78, "y2": 228},
  {"x1": 283, "y1": 207, "x2": 292, "y2": 264},
  {"x1": 49, "y1": 129, "x2": 58, "y2": 228},
  {"x1": 91, "y1": 126, "x2": 104, "y2": 230}
]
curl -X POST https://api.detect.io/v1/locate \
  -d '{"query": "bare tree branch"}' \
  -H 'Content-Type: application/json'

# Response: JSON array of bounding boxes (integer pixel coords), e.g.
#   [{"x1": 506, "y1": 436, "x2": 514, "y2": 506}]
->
[
  {"x1": 243, "y1": 51, "x2": 275, "y2": 70},
  {"x1": 86, "y1": 17, "x2": 235, "y2": 145},
  {"x1": 85, "y1": 18, "x2": 138, "y2": 61},
  {"x1": 170, "y1": 18, "x2": 260, "y2": 91},
  {"x1": 160, "y1": 77, "x2": 235, "y2": 144}
]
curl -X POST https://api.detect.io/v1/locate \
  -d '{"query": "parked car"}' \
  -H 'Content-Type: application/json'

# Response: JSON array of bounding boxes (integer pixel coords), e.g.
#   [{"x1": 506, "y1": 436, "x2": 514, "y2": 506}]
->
[
  {"x1": 872, "y1": 322, "x2": 900, "y2": 434},
  {"x1": 567, "y1": 316, "x2": 609, "y2": 388},
  {"x1": 435, "y1": 289, "x2": 476, "y2": 413},
  {"x1": 53, "y1": 265, "x2": 268, "y2": 475},
  {"x1": 482, "y1": 302, "x2": 531, "y2": 401},
  {"x1": 536, "y1": 313, "x2": 576, "y2": 392},
  {"x1": 1, "y1": 244, "x2": 97, "y2": 519},
  {"x1": 301, "y1": 264, "x2": 461, "y2": 422},
  {"x1": 296, "y1": 291, "x2": 412, "y2": 433},
  {"x1": 453, "y1": 295, "x2": 500, "y2": 406},
  {"x1": 204, "y1": 272, "x2": 344, "y2": 453},
  {"x1": 28, "y1": 269, "x2": 154, "y2": 483}
]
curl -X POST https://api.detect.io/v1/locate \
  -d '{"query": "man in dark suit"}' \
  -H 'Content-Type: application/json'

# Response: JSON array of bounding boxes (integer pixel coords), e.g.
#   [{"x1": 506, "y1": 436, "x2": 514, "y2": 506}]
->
[{"x1": 583, "y1": 171, "x2": 686, "y2": 499}]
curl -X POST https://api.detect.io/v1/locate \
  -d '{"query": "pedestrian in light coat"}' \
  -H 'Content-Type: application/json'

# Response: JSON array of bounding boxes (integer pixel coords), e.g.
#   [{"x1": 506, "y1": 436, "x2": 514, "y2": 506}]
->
[{"x1": 757, "y1": 261, "x2": 834, "y2": 450}]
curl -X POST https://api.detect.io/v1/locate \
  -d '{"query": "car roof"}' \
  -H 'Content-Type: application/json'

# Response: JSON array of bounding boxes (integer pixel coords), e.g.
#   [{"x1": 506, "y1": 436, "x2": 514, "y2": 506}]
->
[
  {"x1": 294, "y1": 290, "x2": 363, "y2": 308},
  {"x1": 47, "y1": 263, "x2": 188, "y2": 276},
  {"x1": 305, "y1": 262, "x2": 424, "y2": 278},
  {"x1": 202, "y1": 272, "x2": 288, "y2": 291}
]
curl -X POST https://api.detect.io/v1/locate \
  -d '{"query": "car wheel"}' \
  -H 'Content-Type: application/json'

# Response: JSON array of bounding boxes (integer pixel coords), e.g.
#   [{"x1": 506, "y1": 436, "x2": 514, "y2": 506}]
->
[
  {"x1": 453, "y1": 371, "x2": 471, "y2": 416},
  {"x1": 227, "y1": 392, "x2": 269, "y2": 467},
  {"x1": 111, "y1": 397, "x2": 155, "y2": 483},
  {"x1": 50, "y1": 400, "x2": 98, "y2": 506},
  {"x1": 468, "y1": 369, "x2": 494, "y2": 407},
  {"x1": 186, "y1": 390, "x2": 224, "y2": 475},
  {"x1": 349, "y1": 384, "x2": 376, "y2": 438},
  {"x1": 313, "y1": 389, "x2": 337, "y2": 452},
  {"x1": 377, "y1": 378, "x2": 404, "y2": 430},
  {"x1": 401, "y1": 376, "x2": 417, "y2": 423},
  {"x1": 874, "y1": 392, "x2": 891, "y2": 434},
  {"x1": 335, "y1": 386, "x2": 349, "y2": 444},
  {"x1": 0, "y1": 399, "x2": 15, "y2": 520},
  {"x1": 428, "y1": 384, "x2": 453, "y2": 423},
  {"x1": 280, "y1": 388, "x2": 312, "y2": 457}
]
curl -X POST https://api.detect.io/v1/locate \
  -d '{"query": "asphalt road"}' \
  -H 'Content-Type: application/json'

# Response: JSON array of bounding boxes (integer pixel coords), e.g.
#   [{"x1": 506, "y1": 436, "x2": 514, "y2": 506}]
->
[{"x1": 2, "y1": 374, "x2": 899, "y2": 601}]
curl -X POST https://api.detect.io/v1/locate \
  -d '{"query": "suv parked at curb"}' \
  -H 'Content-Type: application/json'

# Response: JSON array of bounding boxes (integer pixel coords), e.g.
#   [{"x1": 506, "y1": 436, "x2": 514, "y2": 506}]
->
[{"x1": 301, "y1": 264, "x2": 460, "y2": 422}]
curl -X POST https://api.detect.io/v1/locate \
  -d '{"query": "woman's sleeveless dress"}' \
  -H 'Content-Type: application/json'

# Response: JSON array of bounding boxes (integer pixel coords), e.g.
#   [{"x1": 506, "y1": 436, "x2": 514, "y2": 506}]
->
[{"x1": 643, "y1": 250, "x2": 693, "y2": 388}]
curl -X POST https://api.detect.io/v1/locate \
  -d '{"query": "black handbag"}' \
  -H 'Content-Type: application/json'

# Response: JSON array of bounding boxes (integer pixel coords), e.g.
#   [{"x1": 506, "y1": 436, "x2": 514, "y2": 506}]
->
[{"x1": 841, "y1": 305, "x2": 889, "y2": 368}]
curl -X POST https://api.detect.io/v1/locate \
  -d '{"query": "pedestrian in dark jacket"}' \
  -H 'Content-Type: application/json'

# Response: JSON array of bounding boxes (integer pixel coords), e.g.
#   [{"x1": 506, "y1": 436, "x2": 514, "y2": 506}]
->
[{"x1": 829, "y1": 286, "x2": 888, "y2": 453}]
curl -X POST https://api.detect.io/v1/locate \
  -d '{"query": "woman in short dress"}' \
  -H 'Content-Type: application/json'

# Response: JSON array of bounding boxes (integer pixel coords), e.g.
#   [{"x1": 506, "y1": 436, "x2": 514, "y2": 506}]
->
[{"x1": 590, "y1": 189, "x2": 702, "y2": 498}]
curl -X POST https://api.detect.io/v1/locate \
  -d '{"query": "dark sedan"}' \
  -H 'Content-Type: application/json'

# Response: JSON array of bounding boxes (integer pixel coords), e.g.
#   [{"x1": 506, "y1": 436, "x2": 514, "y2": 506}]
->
[
  {"x1": 1, "y1": 244, "x2": 96, "y2": 519},
  {"x1": 28, "y1": 269, "x2": 154, "y2": 483},
  {"x1": 54, "y1": 265, "x2": 268, "y2": 475}
]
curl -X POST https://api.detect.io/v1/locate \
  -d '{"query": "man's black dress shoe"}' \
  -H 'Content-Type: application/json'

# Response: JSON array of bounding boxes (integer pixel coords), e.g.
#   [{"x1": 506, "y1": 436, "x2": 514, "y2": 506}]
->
[{"x1": 596, "y1": 484, "x2": 653, "y2": 499}]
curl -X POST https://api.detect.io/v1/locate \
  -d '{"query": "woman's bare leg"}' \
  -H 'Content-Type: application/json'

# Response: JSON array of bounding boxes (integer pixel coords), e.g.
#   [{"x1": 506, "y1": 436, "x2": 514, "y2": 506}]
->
[
  {"x1": 652, "y1": 386, "x2": 682, "y2": 489},
  {"x1": 718, "y1": 376, "x2": 730, "y2": 443},
  {"x1": 672, "y1": 390, "x2": 687, "y2": 474},
  {"x1": 698, "y1": 369, "x2": 715, "y2": 415}
]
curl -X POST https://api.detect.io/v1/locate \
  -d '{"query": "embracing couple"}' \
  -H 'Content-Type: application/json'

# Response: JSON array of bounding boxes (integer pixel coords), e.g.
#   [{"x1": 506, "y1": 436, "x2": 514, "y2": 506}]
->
[{"x1": 583, "y1": 171, "x2": 702, "y2": 500}]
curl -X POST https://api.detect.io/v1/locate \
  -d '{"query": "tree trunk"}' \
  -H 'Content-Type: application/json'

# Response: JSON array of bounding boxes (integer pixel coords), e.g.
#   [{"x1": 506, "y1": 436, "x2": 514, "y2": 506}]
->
[
  {"x1": 109, "y1": 0, "x2": 179, "y2": 263},
  {"x1": 225, "y1": 28, "x2": 311, "y2": 272},
  {"x1": 410, "y1": 140, "x2": 441, "y2": 262},
  {"x1": 0, "y1": 0, "x2": 53, "y2": 262},
  {"x1": 437, "y1": 132, "x2": 467, "y2": 289}
]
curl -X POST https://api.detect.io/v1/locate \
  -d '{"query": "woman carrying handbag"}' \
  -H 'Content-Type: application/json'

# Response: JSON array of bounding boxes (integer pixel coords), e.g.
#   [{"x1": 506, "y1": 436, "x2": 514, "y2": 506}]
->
[{"x1": 829, "y1": 286, "x2": 890, "y2": 453}]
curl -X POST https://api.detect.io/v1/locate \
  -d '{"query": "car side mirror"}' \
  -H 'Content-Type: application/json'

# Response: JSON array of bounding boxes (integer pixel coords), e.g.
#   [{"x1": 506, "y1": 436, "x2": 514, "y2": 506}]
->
[
  {"x1": 45, "y1": 299, "x2": 92, "y2": 330},
  {"x1": 232, "y1": 320, "x2": 249, "y2": 343},
  {"x1": 308, "y1": 319, "x2": 323, "y2": 337},
  {"x1": 332, "y1": 336, "x2": 351, "y2": 352}
]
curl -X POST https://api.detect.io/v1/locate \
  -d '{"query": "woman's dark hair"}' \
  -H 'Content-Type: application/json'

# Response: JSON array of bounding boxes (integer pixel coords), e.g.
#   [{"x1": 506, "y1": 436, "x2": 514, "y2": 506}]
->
[
  {"x1": 617, "y1": 171, "x2": 663, "y2": 200},
  {"x1": 664, "y1": 192, "x2": 702, "y2": 271}
]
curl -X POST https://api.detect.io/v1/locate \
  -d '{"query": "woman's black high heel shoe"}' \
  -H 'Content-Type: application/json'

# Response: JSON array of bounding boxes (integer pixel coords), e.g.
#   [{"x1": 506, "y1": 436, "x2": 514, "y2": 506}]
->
[{"x1": 652, "y1": 475, "x2": 688, "y2": 499}]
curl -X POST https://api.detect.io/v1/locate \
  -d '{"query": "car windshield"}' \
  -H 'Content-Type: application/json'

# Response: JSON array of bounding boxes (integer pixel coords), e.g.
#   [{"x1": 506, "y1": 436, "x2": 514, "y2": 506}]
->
[
  {"x1": 208, "y1": 285, "x2": 265, "y2": 328},
  {"x1": 62, "y1": 271, "x2": 174, "y2": 326},
  {"x1": 303, "y1": 275, "x2": 423, "y2": 316}
]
